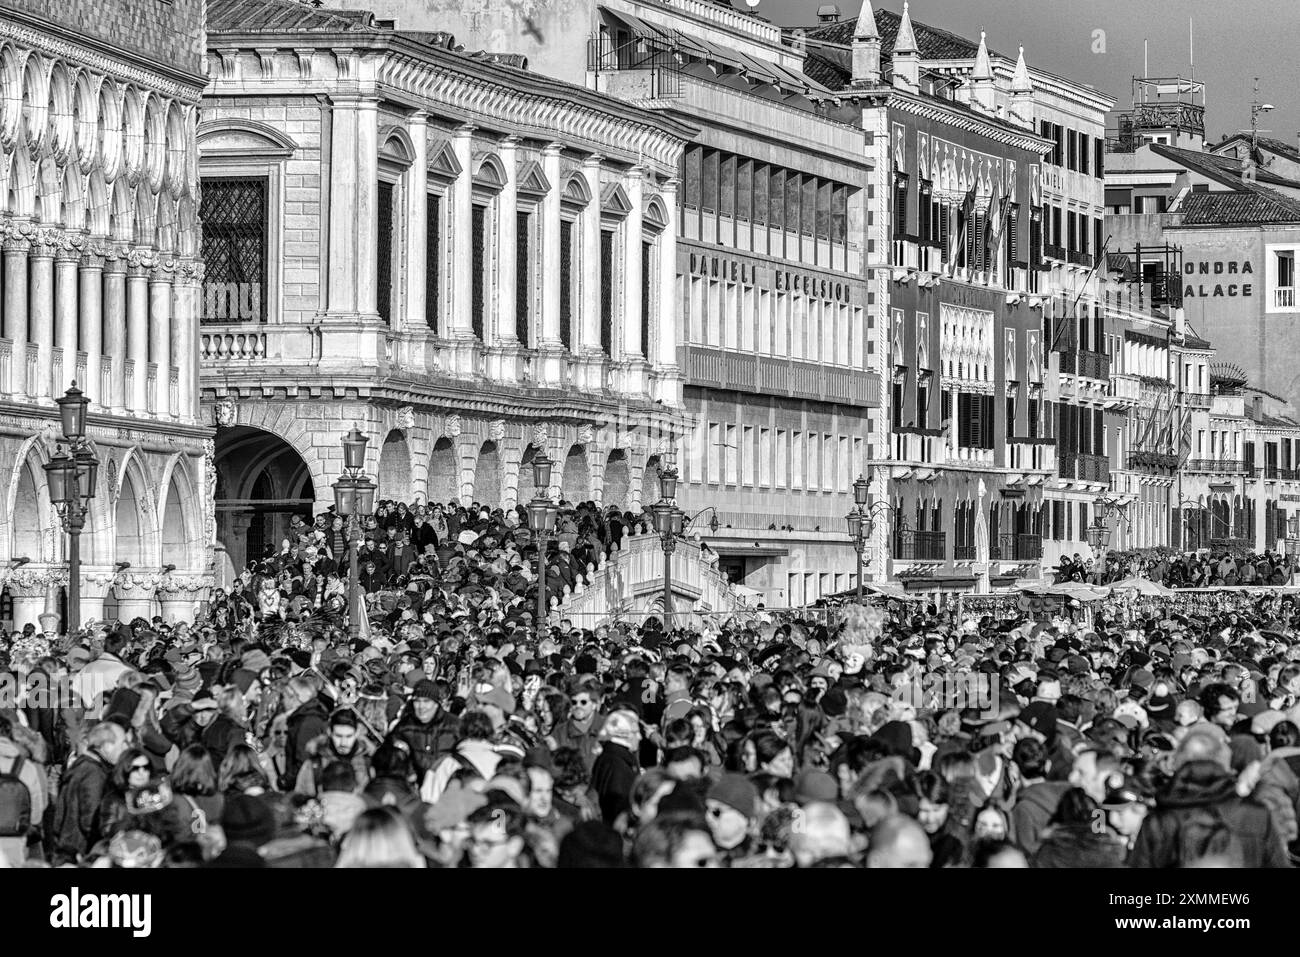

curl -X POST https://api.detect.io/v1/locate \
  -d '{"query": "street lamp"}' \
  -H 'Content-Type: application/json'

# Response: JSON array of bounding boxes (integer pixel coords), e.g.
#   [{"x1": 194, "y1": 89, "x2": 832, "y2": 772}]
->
[
  {"x1": 45, "y1": 382, "x2": 97, "y2": 636},
  {"x1": 527, "y1": 452, "x2": 559, "y2": 640},
  {"x1": 846, "y1": 473, "x2": 872, "y2": 603},
  {"x1": 332, "y1": 425, "x2": 375, "y2": 641},
  {"x1": 653, "y1": 463, "x2": 683, "y2": 630}
]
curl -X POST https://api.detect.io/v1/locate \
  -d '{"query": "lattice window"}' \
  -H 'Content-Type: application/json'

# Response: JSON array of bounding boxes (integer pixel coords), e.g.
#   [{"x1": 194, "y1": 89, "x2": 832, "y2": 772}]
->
[
  {"x1": 516, "y1": 211, "x2": 531, "y2": 345},
  {"x1": 560, "y1": 220, "x2": 573, "y2": 350},
  {"x1": 471, "y1": 204, "x2": 486, "y2": 340},
  {"x1": 199, "y1": 177, "x2": 267, "y2": 323},
  {"x1": 377, "y1": 181, "x2": 394, "y2": 323},
  {"x1": 600, "y1": 229, "x2": 614, "y2": 355},
  {"x1": 425, "y1": 194, "x2": 440, "y2": 332}
]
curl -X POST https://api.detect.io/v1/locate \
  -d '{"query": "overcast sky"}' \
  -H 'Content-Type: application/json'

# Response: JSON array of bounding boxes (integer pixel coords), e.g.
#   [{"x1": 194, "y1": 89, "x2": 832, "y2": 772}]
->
[{"x1": 763, "y1": 0, "x2": 1300, "y2": 144}]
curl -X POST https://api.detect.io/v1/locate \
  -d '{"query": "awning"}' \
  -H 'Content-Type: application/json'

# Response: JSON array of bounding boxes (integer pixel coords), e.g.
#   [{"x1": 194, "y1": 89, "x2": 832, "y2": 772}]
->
[
  {"x1": 712, "y1": 544, "x2": 790, "y2": 558},
  {"x1": 602, "y1": 8, "x2": 675, "y2": 44},
  {"x1": 1105, "y1": 187, "x2": 1132, "y2": 207}
]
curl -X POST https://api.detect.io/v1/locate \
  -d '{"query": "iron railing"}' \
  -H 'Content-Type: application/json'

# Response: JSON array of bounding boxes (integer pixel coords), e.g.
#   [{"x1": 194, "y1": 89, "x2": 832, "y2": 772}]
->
[
  {"x1": 997, "y1": 533, "x2": 1043, "y2": 561},
  {"x1": 895, "y1": 530, "x2": 946, "y2": 561},
  {"x1": 1058, "y1": 349, "x2": 1110, "y2": 380}
]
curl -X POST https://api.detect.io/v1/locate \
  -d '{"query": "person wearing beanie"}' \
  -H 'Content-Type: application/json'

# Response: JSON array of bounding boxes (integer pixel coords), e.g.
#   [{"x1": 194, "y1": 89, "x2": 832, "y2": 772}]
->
[
  {"x1": 703, "y1": 772, "x2": 759, "y2": 864},
  {"x1": 392, "y1": 678, "x2": 458, "y2": 780},
  {"x1": 591, "y1": 709, "x2": 641, "y2": 826},
  {"x1": 207, "y1": 794, "x2": 274, "y2": 867}
]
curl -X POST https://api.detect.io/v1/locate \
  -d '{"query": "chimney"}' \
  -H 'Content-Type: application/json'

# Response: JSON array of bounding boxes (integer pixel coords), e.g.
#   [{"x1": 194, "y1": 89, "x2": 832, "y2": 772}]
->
[
  {"x1": 791, "y1": 28, "x2": 807, "y2": 53},
  {"x1": 891, "y1": 1, "x2": 919, "y2": 93},
  {"x1": 850, "y1": 0, "x2": 881, "y2": 87},
  {"x1": 816, "y1": 4, "x2": 841, "y2": 22}
]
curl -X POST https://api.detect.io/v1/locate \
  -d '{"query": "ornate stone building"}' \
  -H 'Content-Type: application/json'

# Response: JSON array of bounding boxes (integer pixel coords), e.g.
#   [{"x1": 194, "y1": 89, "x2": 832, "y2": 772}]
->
[
  {"x1": 200, "y1": 0, "x2": 691, "y2": 582},
  {"x1": 0, "y1": 0, "x2": 212, "y2": 630}
]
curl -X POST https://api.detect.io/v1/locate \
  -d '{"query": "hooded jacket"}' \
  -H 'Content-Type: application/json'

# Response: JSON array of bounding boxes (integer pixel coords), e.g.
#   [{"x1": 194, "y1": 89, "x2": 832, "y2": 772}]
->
[
  {"x1": 284, "y1": 697, "x2": 330, "y2": 788},
  {"x1": 1011, "y1": 781, "x2": 1071, "y2": 856},
  {"x1": 1129, "y1": 760, "x2": 1291, "y2": 868}
]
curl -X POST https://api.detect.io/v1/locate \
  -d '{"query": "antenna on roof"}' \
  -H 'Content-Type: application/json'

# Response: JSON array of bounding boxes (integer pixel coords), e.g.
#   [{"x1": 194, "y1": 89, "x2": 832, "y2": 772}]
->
[{"x1": 1189, "y1": 18, "x2": 1193, "y2": 80}]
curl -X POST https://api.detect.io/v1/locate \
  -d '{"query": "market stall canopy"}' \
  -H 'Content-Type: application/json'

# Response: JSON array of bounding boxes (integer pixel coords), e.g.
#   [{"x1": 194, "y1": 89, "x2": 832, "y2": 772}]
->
[
  {"x1": 1109, "y1": 577, "x2": 1176, "y2": 596},
  {"x1": 1019, "y1": 582, "x2": 1112, "y2": 601}
]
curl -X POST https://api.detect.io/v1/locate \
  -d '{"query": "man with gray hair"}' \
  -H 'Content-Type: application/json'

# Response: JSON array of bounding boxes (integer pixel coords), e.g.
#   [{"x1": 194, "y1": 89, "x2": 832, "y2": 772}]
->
[
  {"x1": 1128, "y1": 723, "x2": 1290, "y2": 868},
  {"x1": 789, "y1": 801, "x2": 854, "y2": 867},
  {"x1": 866, "y1": 813, "x2": 933, "y2": 868},
  {"x1": 48, "y1": 721, "x2": 126, "y2": 865}
]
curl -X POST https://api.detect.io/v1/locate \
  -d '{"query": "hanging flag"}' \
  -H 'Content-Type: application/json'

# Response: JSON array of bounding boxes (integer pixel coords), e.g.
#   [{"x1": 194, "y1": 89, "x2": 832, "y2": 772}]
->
[
  {"x1": 948, "y1": 183, "x2": 977, "y2": 275},
  {"x1": 982, "y1": 174, "x2": 1003, "y2": 272}
]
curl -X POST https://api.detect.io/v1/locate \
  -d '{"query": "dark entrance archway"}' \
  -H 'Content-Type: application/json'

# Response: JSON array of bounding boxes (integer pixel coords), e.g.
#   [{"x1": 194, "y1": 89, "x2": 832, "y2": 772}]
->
[{"x1": 214, "y1": 426, "x2": 315, "y2": 575}]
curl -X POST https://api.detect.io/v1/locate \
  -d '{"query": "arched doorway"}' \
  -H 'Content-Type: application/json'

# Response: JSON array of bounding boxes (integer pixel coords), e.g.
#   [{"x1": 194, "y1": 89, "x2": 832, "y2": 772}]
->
[
  {"x1": 428, "y1": 437, "x2": 459, "y2": 506},
  {"x1": 474, "y1": 441, "x2": 502, "y2": 509},
  {"x1": 378, "y1": 429, "x2": 412, "y2": 503},
  {"x1": 214, "y1": 426, "x2": 315, "y2": 574},
  {"x1": 603, "y1": 449, "x2": 630, "y2": 511},
  {"x1": 562, "y1": 444, "x2": 589, "y2": 504},
  {"x1": 641, "y1": 454, "x2": 661, "y2": 510},
  {"x1": 161, "y1": 464, "x2": 199, "y2": 571}
]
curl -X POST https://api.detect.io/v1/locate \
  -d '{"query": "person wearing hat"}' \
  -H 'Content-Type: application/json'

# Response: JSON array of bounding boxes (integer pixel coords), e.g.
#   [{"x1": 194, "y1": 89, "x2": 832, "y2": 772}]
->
[
  {"x1": 1101, "y1": 774, "x2": 1153, "y2": 853},
  {"x1": 207, "y1": 794, "x2": 275, "y2": 867},
  {"x1": 591, "y1": 709, "x2": 641, "y2": 826},
  {"x1": 705, "y1": 773, "x2": 760, "y2": 865},
  {"x1": 392, "y1": 678, "x2": 459, "y2": 779}
]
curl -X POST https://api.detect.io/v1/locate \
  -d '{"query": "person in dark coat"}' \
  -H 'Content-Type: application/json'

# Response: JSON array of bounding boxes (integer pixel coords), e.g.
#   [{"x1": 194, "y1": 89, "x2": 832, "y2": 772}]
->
[
  {"x1": 1129, "y1": 730, "x2": 1291, "y2": 868},
  {"x1": 282, "y1": 677, "x2": 330, "y2": 790},
  {"x1": 206, "y1": 794, "x2": 274, "y2": 868},
  {"x1": 390, "y1": 680, "x2": 459, "y2": 779},
  {"x1": 48, "y1": 721, "x2": 127, "y2": 865},
  {"x1": 1031, "y1": 788, "x2": 1127, "y2": 867},
  {"x1": 590, "y1": 709, "x2": 641, "y2": 825}
]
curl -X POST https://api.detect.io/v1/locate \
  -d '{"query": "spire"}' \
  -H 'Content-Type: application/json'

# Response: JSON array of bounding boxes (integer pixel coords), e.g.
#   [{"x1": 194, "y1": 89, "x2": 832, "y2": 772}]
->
[
  {"x1": 851, "y1": 0, "x2": 881, "y2": 86},
  {"x1": 1011, "y1": 45, "x2": 1032, "y2": 92},
  {"x1": 853, "y1": 0, "x2": 878, "y2": 39},
  {"x1": 972, "y1": 31, "x2": 991, "y2": 80},
  {"x1": 894, "y1": 1, "x2": 918, "y2": 54}
]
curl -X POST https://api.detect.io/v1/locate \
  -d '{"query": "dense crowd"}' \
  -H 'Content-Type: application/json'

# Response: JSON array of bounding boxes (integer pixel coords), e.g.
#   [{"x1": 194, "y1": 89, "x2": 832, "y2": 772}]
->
[
  {"x1": 1, "y1": 498, "x2": 1299, "y2": 868},
  {"x1": 1056, "y1": 548, "x2": 1296, "y2": 589}
]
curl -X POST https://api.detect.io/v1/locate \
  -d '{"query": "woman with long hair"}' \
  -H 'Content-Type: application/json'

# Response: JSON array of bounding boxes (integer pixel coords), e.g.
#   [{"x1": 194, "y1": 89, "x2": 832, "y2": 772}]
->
[
  {"x1": 202, "y1": 687, "x2": 250, "y2": 768},
  {"x1": 218, "y1": 744, "x2": 270, "y2": 797},
  {"x1": 97, "y1": 748, "x2": 154, "y2": 842},
  {"x1": 169, "y1": 745, "x2": 224, "y2": 844},
  {"x1": 335, "y1": 807, "x2": 426, "y2": 868}
]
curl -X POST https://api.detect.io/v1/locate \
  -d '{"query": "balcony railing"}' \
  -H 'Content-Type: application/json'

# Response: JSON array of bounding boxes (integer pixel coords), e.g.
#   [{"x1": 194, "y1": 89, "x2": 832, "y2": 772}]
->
[
  {"x1": 1263, "y1": 466, "x2": 1300, "y2": 481},
  {"x1": 202, "y1": 328, "x2": 268, "y2": 362},
  {"x1": 1181, "y1": 391, "x2": 1212, "y2": 409},
  {"x1": 1007, "y1": 441, "x2": 1055, "y2": 471},
  {"x1": 1068, "y1": 250, "x2": 1094, "y2": 268},
  {"x1": 1275, "y1": 287, "x2": 1295, "y2": 309},
  {"x1": 1044, "y1": 242, "x2": 1066, "y2": 262},
  {"x1": 1107, "y1": 372, "x2": 1141, "y2": 404},
  {"x1": 895, "y1": 530, "x2": 946, "y2": 561},
  {"x1": 893, "y1": 428, "x2": 947, "y2": 465},
  {"x1": 1059, "y1": 451, "x2": 1109, "y2": 483},
  {"x1": 1127, "y1": 450, "x2": 1180, "y2": 472},
  {"x1": 954, "y1": 544, "x2": 976, "y2": 561},
  {"x1": 997, "y1": 533, "x2": 1043, "y2": 561},
  {"x1": 1185, "y1": 459, "x2": 1250, "y2": 474},
  {"x1": 681, "y1": 344, "x2": 881, "y2": 407},
  {"x1": 1058, "y1": 349, "x2": 1110, "y2": 380}
]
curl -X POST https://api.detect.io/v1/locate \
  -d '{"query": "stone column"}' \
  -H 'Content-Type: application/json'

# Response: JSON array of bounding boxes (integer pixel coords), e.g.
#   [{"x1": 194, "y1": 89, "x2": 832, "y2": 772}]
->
[
  {"x1": 3, "y1": 238, "x2": 30, "y2": 397},
  {"x1": 327, "y1": 94, "x2": 362, "y2": 317},
  {"x1": 356, "y1": 96, "x2": 380, "y2": 319},
  {"x1": 78, "y1": 252, "x2": 104, "y2": 409},
  {"x1": 653, "y1": 178, "x2": 682, "y2": 406},
  {"x1": 126, "y1": 256, "x2": 150, "y2": 413},
  {"x1": 575, "y1": 156, "x2": 604, "y2": 393},
  {"x1": 172, "y1": 259, "x2": 199, "y2": 422},
  {"x1": 621, "y1": 166, "x2": 649, "y2": 396},
  {"x1": 112, "y1": 571, "x2": 161, "y2": 623},
  {"x1": 489, "y1": 135, "x2": 521, "y2": 382},
  {"x1": 102, "y1": 254, "x2": 128, "y2": 413},
  {"x1": 404, "y1": 111, "x2": 429, "y2": 333},
  {"x1": 55, "y1": 246, "x2": 80, "y2": 394},
  {"x1": 5, "y1": 568, "x2": 62, "y2": 631},
  {"x1": 79, "y1": 568, "x2": 117, "y2": 627},
  {"x1": 149, "y1": 265, "x2": 173, "y2": 419},
  {"x1": 446, "y1": 124, "x2": 478, "y2": 376},
  {"x1": 156, "y1": 574, "x2": 212, "y2": 624},
  {"x1": 537, "y1": 143, "x2": 565, "y2": 387},
  {"x1": 29, "y1": 243, "x2": 55, "y2": 400}
]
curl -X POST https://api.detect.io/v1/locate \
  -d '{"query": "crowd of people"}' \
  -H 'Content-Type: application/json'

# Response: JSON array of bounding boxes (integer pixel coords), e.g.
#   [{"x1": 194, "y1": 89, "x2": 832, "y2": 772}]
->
[
  {"x1": 1, "y1": 497, "x2": 1299, "y2": 868},
  {"x1": 1056, "y1": 548, "x2": 1296, "y2": 590}
]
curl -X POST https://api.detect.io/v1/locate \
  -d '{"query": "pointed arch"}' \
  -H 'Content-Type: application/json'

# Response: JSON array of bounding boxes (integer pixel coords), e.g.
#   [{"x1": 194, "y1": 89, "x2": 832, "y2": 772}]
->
[
  {"x1": 85, "y1": 167, "x2": 110, "y2": 237},
  {"x1": 20, "y1": 52, "x2": 49, "y2": 153},
  {"x1": 154, "y1": 193, "x2": 177, "y2": 254},
  {"x1": 72, "y1": 68, "x2": 98, "y2": 174},
  {"x1": 132, "y1": 181, "x2": 155, "y2": 246},
  {"x1": 36, "y1": 153, "x2": 61, "y2": 224},
  {"x1": 109, "y1": 176, "x2": 133, "y2": 242},
  {"x1": 115, "y1": 451, "x2": 158, "y2": 568},
  {"x1": 8, "y1": 140, "x2": 35, "y2": 218},
  {"x1": 176, "y1": 193, "x2": 197, "y2": 257},
  {"x1": 96, "y1": 77, "x2": 123, "y2": 182},
  {"x1": 46, "y1": 60, "x2": 75, "y2": 164},
  {"x1": 3, "y1": 435, "x2": 55, "y2": 563},
  {"x1": 119, "y1": 85, "x2": 144, "y2": 183},
  {"x1": 59, "y1": 163, "x2": 85, "y2": 231},
  {"x1": 163, "y1": 99, "x2": 187, "y2": 196},
  {"x1": 0, "y1": 44, "x2": 23, "y2": 150}
]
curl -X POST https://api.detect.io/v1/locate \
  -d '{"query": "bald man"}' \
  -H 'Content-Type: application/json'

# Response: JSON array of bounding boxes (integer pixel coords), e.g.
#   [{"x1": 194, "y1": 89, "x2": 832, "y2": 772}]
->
[{"x1": 866, "y1": 814, "x2": 933, "y2": 868}]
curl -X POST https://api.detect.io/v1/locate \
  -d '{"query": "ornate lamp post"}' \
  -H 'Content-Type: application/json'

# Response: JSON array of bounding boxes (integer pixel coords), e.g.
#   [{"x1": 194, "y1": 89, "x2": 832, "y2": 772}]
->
[
  {"x1": 44, "y1": 383, "x2": 98, "y2": 636},
  {"x1": 846, "y1": 473, "x2": 871, "y2": 603},
  {"x1": 332, "y1": 426, "x2": 375, "y2": 641},
  {"x1": 526, "y1": 452, "x2": 559, "y2": 641},
  {"x1": 652, "y1": 462, "x2": 684, "y2": 631}
]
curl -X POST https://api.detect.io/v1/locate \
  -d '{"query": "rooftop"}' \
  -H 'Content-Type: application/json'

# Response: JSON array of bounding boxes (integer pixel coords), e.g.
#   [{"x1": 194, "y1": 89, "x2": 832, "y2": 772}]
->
[
  {"x1": 1175, "y1": 188, "x2": 1300, "y2": 226},
  {"x1": 1148, "y1": 143, "x2": 1300, "y2": 192}
]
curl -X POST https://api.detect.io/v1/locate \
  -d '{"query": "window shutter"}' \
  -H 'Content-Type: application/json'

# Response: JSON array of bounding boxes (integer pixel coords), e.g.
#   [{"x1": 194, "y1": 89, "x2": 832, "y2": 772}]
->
[{"x1": 939, "y1": 203, "x2": 950, "y2": 261}]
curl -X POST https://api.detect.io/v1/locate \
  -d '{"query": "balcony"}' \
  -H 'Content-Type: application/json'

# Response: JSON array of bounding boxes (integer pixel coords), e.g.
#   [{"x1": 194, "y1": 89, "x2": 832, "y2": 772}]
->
[
  {"x1": 893, "y1": 428, "x2": 947, "y2": 466},
  {"x1": 1107, "y1": 372, "x2": 1141, "y2": 407},
  {"x1": 996, "y1": 533, "x2": 1043, "y2": 561},
  {"x1": 1126, "y1": 450, "x2": 1180, "y2": 472},
  {"x1": 1006, "y1": 440, "x2": 1055, "y2": 471},
  {"x1": 1059, "y1": 451, "x2": 1109, "y2": 483},
  {"x1": 1181, "y1": 391, "x2": 1212, "y2": 409},
  {"x1": 1044, "y1": 243, "x2": 1066, "y2": 262},
  {"x1": 1185, "y1": 459, "x2": 1250, "y2": 475},
  {"x1": 1068, "y1": 250, "x2": 1094, "y2": 268},
  {"x1": 1262, "y1": 466, "x2": 1300, "y2": 481},
  {"x1": 681, "y1": 344, "x2": 881, "y2": 407},
  {"x1": 1058, "y1": 349, "x2": 1110, "y2": 381},
  {"x1": 895, "y1": 530, "x2": 946, "y2": 561},
  {"x1": 954, "y1": 544, "x2": 976, "y2": 561},
  {"x1": 1275, "y1": 287, "x2": 1296, "y2": 310}
]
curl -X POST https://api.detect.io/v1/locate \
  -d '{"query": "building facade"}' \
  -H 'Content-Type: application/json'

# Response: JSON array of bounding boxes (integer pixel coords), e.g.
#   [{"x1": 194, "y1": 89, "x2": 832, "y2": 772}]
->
[
  {"x1": 201, "y1": 0, "x2": 692, "y2": 589},
  {"x1": 321, "y1": 0, "x2": 883, "y2": 609},
  {"x1": 0, "y1": 0, "x2": 211, "y2": 630}
]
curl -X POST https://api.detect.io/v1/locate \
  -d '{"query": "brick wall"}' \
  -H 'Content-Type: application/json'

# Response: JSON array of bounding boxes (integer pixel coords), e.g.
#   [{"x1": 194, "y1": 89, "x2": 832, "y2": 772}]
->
[{"x1": 0, "y1": 0, "x2": 205, "y2": 78}]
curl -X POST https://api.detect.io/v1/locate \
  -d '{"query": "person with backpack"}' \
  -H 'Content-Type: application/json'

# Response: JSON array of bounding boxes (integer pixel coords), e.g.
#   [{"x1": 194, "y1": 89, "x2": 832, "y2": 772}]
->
[
  {"x1": 1129, "y1": 725, "x2": 1291, "y2": 867},
  {"x1": 419, "y1": 710, "x2": 502, "y2": 804},
  {"x1": 0, "y1": 715, "x2": 47, "y2": 866}
]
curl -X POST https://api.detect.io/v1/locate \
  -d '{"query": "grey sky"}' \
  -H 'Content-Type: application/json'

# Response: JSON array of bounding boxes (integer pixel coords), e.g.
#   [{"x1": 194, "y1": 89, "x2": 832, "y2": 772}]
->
[{"x1": 765, "y1": 0, "x2": 1300, "y2": 144}]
